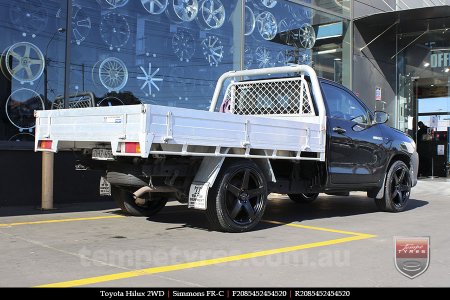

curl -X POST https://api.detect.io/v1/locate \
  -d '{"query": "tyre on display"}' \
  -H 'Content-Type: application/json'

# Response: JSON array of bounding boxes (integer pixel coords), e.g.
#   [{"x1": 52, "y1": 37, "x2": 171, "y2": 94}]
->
[
  {"x1": 288, "y1": 193, "x2": 319, "y2": 203},
  {"x1": 111, "y1": 186, "x2": 167, "y2": 217},
  {"x1": 374, "y1": 160, "x2": 411, "y2": 212},
  {"x1": 206, "y1": 159, "x2": 268, "y2": 233}
]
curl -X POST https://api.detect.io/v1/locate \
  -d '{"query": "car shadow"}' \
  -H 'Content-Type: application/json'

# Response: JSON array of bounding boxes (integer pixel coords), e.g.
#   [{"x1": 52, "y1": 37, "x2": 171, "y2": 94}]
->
[
  {"x1": 0, "y1": 195, "x2": 428, "y2": 233},
  {"x1": 124, "y1": 194, "x2": 429, "y2": 233},
  {"x1": 0, "y1": 199, "x2": 115, "y2": 217}
]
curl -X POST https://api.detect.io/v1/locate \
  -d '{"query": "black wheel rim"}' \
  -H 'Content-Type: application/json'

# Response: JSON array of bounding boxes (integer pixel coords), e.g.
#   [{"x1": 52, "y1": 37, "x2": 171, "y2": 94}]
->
[
  {"x1": 224, "y1": 168, "x2": 265, "y2": 226},
  {"x1": 302, "y1": 193, "x2": 316, "y2": 198},
  {"x1": 390, "y1": 165, "x2": 411, "y2": 209}
]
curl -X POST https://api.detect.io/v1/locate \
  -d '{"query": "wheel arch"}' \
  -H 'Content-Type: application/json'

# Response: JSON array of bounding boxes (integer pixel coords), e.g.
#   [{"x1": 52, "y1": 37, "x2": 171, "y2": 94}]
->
[
  {"x1": 194, "y1": 156, "x2": 275, "y2": 188},
  {"x1": 189, "y1": 157, "x2": 275, "y2": 210},
  {"x1": 387, "y1": 152, "x2": 412, "y2": 171},
  {"x1": 373, "y1": 152, "x2": 412, "y2": 200}
]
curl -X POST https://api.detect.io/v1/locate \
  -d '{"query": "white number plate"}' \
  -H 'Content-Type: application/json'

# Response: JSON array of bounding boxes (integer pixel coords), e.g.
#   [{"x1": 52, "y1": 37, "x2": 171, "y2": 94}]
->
[{"x1": 92, "y1": 149, "x2": 114, "y2": 161}]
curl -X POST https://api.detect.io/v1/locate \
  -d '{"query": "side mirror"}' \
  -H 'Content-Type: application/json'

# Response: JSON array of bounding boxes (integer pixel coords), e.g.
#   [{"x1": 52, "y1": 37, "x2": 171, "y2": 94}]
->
[{"x1": 374, "y1": 111, "x2": 389, "y2": 124}]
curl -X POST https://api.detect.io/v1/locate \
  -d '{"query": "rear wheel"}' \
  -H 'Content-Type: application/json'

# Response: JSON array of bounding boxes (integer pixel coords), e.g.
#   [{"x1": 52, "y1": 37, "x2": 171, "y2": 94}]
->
[
  {"x1": 206, "y1": 160, "x2": 268, "y2": 232},
  {"x1": 111, "y1": 186, "x2": 167, "y2": 217},
  {"x1": 375, "y1": 161, "x2": 411, "y2": 212},
  {"x1": 288, "y1": 193, "x2": 319, "y2": 203}
]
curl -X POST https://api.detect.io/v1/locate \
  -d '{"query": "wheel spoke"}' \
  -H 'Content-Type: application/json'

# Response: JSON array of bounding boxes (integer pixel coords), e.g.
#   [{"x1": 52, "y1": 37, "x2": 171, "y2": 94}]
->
[
  {"x1": 24, "y1": 45, "x2": 31, "y2": 58},
  {"x1": 25, "y1": 66, "x2": 33, "y2": 78},
  {"x1": 242, "y1": 169, "x2": 250, "y2": 190},
  {"x1": 247, "y1": 187, "x2": 264, "y2": 198},
  {"x1": 9, "y1": 51, "x2": 21, "y2": 60},
  {"x1": 398, "y1": 184, "x2": 410, "y2": 192},
  {"x1": 391, "y1": 188, "x2": 398, "y2": 200},
  {"x1": 29, "y1": 59, "x2": 43, "y2": 66},
  {"x1": 397, "y1": 191, "x2": 404, "y2": 204},
  {"x1": 393, "y1": 173, "x2": 400, "y2": 184},
  {"x1": 12, "y1": 64, "x2": 24, "y2": 74},
  {"x1": 226, "y1": 183, "x2": 241, "y2": 197},
  {"x1": 398, "y1": 168, "x2": 406, "y2": 183},
  {"x1": 230, "y1": 202, "x2": 242, "y2": 219},
  {"x1": 242, "y1": 201, "x2": 255, "y2": 219}
]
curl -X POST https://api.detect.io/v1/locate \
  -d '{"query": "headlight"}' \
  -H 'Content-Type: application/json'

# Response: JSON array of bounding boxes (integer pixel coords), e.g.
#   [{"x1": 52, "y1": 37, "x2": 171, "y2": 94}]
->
[{"x1": 404, "y1": 141, "x2": 416, "y2": 154}]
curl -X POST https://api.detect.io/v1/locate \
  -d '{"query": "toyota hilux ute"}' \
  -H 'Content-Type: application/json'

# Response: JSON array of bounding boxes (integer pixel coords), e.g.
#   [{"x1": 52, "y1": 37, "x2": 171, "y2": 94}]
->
[{"x1": 35, "y1": 65, "x2": 418, "y2": 232}]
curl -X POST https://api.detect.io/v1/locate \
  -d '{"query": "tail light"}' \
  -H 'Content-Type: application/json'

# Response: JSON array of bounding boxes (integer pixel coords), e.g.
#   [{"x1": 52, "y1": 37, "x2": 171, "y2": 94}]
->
[
  {"x1": 38, "y1": 140, "x2": 53, "y2": 150},
  {"x1": 124, "y1": 142, "x2": 141, "y2": 154}
]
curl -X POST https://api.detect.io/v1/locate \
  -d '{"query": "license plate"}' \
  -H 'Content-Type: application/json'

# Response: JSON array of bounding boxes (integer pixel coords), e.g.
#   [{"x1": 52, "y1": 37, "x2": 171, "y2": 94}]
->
[
  {"x1": 99, "y1": 176, "x2": 111, "y2": 196},
  {"x1": 92, "y1": 148, "x2": 114, "y2": 161}
]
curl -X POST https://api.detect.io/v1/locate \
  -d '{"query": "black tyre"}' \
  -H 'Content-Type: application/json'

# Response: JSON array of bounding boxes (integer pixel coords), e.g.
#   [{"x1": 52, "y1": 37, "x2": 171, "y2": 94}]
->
[
  {"x1": 111, "y1": 186, "x2": 167, "y2": 217},
  {"x1": 206, "y1": 159, "x2": 267, "y2": 233},
  {"x1": 288, "y1": 193, "x2": 319, "y2": 203},
  {"x1": 375, "y1": 160, "x2": 411, "y2": 212}
]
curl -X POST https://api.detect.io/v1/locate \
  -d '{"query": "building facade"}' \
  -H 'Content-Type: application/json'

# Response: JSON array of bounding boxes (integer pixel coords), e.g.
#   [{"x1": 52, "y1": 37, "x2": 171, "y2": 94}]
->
[{"x1": 0, "y1": 0, "x2": 448, "y2": 205}]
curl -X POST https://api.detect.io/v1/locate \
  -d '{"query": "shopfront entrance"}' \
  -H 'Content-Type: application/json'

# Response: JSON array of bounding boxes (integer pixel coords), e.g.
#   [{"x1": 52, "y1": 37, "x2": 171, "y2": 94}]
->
[
  {"x1": 397, "y1": 30, "x2": 450, "y2": 177},
  {"x1": 414, "y1": 77, "x2": 449, "y2": 177}
]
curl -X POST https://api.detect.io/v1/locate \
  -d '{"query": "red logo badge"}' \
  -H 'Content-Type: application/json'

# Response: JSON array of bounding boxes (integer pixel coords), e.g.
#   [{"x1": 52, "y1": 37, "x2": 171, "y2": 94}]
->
[{"x1": 395, "y1": 237, "x2": 430, "y2": 279}]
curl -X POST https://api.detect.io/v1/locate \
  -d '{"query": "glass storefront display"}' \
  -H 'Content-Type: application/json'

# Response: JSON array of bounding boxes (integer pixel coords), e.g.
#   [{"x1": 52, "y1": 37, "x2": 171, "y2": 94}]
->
[
  {"x1": 0, "y1": 0, "x2": 67, "y2": 143},
  {"x1": 244, "y1": 0, "x2": 351, "y2": 86},
  {"x1": 0, "y1": 0, "x2": 351, "y2": 146}
]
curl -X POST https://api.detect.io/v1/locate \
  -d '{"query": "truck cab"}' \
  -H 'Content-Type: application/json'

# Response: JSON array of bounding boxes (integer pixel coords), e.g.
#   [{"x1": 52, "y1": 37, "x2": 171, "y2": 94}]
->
[{"x1": 320, "y1": 79, "x2": 417, "y2": 191}]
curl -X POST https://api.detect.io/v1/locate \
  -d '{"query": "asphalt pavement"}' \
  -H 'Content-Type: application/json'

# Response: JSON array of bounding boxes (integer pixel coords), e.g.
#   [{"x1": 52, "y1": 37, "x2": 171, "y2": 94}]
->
[{"x1": 0, "y1": 178, "x2": 449, "y2": 287}]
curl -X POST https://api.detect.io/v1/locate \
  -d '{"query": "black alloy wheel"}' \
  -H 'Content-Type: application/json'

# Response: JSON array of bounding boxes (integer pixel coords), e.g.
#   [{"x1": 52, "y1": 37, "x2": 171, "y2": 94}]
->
[
  {"x1": 206, "y1": 160, "x2": 267, "y2": 232},
  {"x1": 375, "y1": 160, "x2": 411, "y2": 212}
]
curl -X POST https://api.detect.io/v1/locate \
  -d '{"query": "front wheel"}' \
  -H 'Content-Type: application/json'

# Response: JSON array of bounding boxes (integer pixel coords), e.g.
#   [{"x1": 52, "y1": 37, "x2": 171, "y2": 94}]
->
[
  {"x1": 288, "y1": 193, "x2": 319, "y2": 203},
  {"x1": 374, "y1": 161, "x2": 411, "y2": 212},
  {"x1": 111, "y1": 186, "x2": 167, "y2": 217},
  {"x1": 206, "y1": 159, "x2": 268, "y2": 233}
]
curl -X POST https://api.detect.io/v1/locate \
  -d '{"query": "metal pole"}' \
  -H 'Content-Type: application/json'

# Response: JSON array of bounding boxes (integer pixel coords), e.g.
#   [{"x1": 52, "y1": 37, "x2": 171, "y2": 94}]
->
[
  {"x1": 63, "y1": 0, "x2": 72, "y2": 109},
  {"x1": 41, "y1": 152, "x2": 54, "y2": 210},
  {"x1": 359, "y1": 20, "x2": 399, "y2": 52},
  {"x1": 82, "y1": 63, "x2": 85, "y2": 91},
  {"x1": 44, "y1": 59, "x2": 48, "y2": 105},
  {"x1": 390, "y1": 27, "x2": 429, "y2": 60},
  {"x1": 428, "y1": 156, "x2": 438, "y2": 179},
  {"x1": 41, "y1": 58, "x2": 54, "y2": 210},
  {"x1": 40, "y1": 1, "x2": 71, "y2": 209}
]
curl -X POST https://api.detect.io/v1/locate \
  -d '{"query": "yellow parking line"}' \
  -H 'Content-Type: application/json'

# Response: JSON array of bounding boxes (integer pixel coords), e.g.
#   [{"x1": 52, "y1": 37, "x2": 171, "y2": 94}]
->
[
  {"x1": 37, "y1": 234, "x2": 372, "y2": 288},
  {"x1": 0, "y1": 215, "x2": 125, "y2": 227},
  {"x1": 263, "y1": 220, "x2": 377, "y2": 238}
]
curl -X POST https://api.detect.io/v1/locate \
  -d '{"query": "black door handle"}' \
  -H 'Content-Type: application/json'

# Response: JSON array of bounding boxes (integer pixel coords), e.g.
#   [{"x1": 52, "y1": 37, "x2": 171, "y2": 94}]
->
[{"x1": 333, "y1": 127, "x2": 346, "y2": 134}]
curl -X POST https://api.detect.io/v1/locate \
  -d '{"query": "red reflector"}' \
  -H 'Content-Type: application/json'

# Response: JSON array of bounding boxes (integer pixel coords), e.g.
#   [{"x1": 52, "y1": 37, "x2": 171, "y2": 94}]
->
[
  {"x1": 124, "y1": 142, "x2": 140, "y2": 153},
  {"x1": 39, "y1": 140, "x2": 53, "y2": 150}
]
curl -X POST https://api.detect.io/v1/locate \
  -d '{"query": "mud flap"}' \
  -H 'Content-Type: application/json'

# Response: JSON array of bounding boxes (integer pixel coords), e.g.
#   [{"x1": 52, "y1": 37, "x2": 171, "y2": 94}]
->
[
  {"x1": 188, "y1": 156, "x2": 226, "y2": 210},
  {"x1": 99, "y1": 176, "x2": 111, "y2": 196},
  {"x1": 188, "y1": 182, "x2": 209, "y2": 210}
]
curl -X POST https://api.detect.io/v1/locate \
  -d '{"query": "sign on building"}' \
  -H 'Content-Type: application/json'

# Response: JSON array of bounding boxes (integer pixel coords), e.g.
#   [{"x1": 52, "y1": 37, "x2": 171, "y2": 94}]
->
[
  {"x1": 430, "y1": 115, "x2": 438, "y2": 129},
  {"x1": 375, "y1": 87, "x2": 382, "y2": 101},
  {"x1": 430, "y1": 52, "x2": 450, "y2": 68}
]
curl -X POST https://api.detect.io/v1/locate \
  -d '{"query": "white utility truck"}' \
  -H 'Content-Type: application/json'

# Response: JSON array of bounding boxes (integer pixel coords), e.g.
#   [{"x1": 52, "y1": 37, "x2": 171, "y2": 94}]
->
[{"x1": 35, "y1": 65, "x2": 418, "y2": 232}]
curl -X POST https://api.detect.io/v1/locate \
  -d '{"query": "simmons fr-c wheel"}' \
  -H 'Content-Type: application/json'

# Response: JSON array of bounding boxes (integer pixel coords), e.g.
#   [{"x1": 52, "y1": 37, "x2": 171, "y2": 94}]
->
[
  {"x1": 206, "y1": 159, "x2": 267, "y2": 233},
  {"x1": 375, "y1": 160, "x2": 411, "y2": 212}
]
